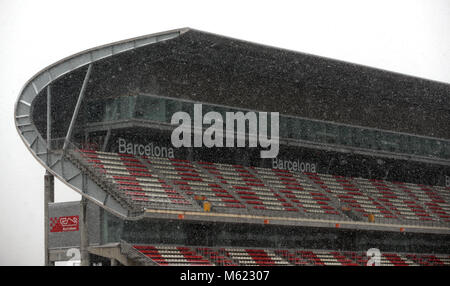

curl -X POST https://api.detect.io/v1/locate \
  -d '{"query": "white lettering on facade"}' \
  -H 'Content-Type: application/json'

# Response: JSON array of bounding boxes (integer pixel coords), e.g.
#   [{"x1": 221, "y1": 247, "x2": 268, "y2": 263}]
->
[
  {"x1": 118, "y1": 137, "x2": 174, "y2": 158},
  {"x1": 272, "y1": 158, "x2": 317, "y2": 173}
]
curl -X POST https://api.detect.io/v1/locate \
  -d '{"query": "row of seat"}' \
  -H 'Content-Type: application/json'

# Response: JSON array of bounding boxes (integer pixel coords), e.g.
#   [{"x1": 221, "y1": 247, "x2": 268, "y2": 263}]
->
[
  {"x1": 224, "y1": 248, "x2": 290, "y2": 266},
  {"x1": 133, "y1": 245, "x2": 213, "y2": 266},
  {"x1": 357, "y1": 178, "x2": 437, "y2": 222},
  {"x1": 146, "y1": 157, "x2": 247, "y2": 211},
  {"x1": 76, "y1": 149, "x2": 450, "y2": 224},
  {"x1": 252, "y1": 168, "x2": 344, "y2": 219},
  {"x1": 359, "y1": 178, "x2": 450, "y2": 223},
  {"x1": 78, "y1": 150, "x2": 195, "y2": 210},
  {"x1": 311, "y1": 173, "x2": 399, "y2": 222},
  {"x1": 202, "y1": 163, "x2": 306, "y2": 214},
  {"x1": 132, "y1": 244, "x2": 450, "y2": 266}
]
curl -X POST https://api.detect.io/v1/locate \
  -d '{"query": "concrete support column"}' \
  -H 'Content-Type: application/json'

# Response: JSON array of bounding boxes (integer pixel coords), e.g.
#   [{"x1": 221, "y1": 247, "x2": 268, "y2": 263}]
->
[
  {"x1": 110, "y1": 258, "x2": 118, "y2": 266},
  {"x1": 44, "y1": 171, "x2": 54, "y2": 266},
  {"x1": 80, "y1": 197, "x2": 90, "y2": 266}
]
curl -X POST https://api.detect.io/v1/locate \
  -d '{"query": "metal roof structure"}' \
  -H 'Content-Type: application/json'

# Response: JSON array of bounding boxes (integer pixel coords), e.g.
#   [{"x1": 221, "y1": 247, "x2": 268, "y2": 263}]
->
[
  {"x1": 15, "y1": 28, "x2": 450, "y2": 226},
  {"x1": 15, "y1": 28, "x2": 187, "y2": 218}
]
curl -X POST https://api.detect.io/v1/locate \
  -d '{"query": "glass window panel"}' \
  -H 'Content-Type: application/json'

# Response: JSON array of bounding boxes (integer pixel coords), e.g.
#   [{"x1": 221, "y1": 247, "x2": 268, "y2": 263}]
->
[
  {"x1": 422, "y1": 138, "x2": 440, "y2": 157},
  {"x1": 325, "y1": 123, "x2": 339, "y2": 144},
  {"x1": 372, "y1": 130, "x2": 382, "y2": 151},
  {"x1": 279, "y1": 116, "x2": 290, "y2": 138},
  {"x1": 433, "y1": 140, "x2": 443, "y2": 157},
  {"x1": 367, "y1": 129, "x2": 375, "y2": 149},
  {"x1": 442, "y1": 141, "x2": 450, "y2": 159},
  {"x1": 337, "y1": 126, "x2": 351, "y2": 146},
  {"x1": 166, "y1": 98, "x2": 182, "y2": 123},
  {"x1": 379, "y1": 132, "x2": 399, "y2": 153},
  {"x1": 397, "y1": 134, "x2": 408, "y2": 154},
  {"x1": 119, "y1": 97, "x2": 134, "y2": 120},
  {"x1": 421, "y1": 138, "x2": 431, "y2": 157},
  {"x1": 391, "y1": 133, "x2": 401, "y2": 153},
  {"x1": 103, "y1": 96, "x2": 135, "y2": 121},
  {"x1": 134, "y1": 96, "x2": 146, "y2": 119},
  {"x1": 134, "y1": 96, "x2": 166, "y2": 122},
  {"x1": 289, "y1": 118, "x2": 303, "y2": 140},
  {"x1": 103, "y1": 98, "x2": 115, "y2": 121},
  {"x1": 351, "y1": 128, "x2": 363, "y2": 148},
  {"x1": 314, "y1": 121, "x2": 327, "y2": 143},
  {"x1": 301, "y1": 119, "x2": 312, "y2": 141},
  {"x1": 302, "y1": 118, "x2": 312, "y2": 141},
  {"x1": 409, "y1": 136, "x2": 422, "y2": 155},
  {"x1": 181, "y1": 101, "x2": 193, "y2": 118}
]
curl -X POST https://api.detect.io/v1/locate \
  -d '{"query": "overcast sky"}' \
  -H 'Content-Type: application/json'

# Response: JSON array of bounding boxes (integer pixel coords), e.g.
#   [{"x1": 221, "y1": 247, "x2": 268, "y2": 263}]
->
[{"x1": 0, "y1": 0, "x2": 449, "y2": 265}]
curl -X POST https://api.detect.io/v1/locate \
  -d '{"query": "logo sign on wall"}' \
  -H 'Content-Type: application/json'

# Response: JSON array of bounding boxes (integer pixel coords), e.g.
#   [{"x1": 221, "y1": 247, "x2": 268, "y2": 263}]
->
[{"x1": 50, "y1": 216, "x2": 79, "y2": 232}]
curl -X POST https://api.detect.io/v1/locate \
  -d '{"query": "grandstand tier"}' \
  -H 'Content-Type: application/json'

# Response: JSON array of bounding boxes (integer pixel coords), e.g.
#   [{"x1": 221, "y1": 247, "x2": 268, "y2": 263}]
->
[
  {"x1": 132, "y1": 244, "x2": 450, "y2": 266},
  {"x1": 72, "y1": 149, "x2": 450, "y2": 227}
]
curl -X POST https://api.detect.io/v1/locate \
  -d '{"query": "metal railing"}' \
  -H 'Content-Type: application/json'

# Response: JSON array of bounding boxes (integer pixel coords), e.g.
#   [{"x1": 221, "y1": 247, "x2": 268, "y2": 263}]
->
[
  {"x1": 120, "y1": 240, "x2": 158, "y2": 266},
  {"x1": 48, "y1": 138, "x2": 143, "y2": 215}
]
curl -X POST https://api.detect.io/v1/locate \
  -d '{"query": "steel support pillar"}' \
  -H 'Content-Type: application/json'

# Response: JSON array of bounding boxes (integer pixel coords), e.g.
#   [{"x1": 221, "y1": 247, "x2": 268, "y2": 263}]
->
[
  {"x1": 46, "y1": 85, "x2": 52, "y2": 151},
  {"x1": 102, "y1": 128, "x2": 112, "y2": 152},
  {"x1": 80, "y1": 197, "x2": 90, "y2": 266},
  {"x1": 44, "y1": 171, "x2": 54, "y2": 266}
]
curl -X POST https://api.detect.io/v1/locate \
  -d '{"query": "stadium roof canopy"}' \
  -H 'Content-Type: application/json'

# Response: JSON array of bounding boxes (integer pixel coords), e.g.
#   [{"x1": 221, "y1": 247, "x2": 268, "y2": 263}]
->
[
  {"x1": 24, "y1": 28, "x2": 450, "y2": 140},
  {"x1": 15, "y1": 28, "x2": 450, "y2": 220}
]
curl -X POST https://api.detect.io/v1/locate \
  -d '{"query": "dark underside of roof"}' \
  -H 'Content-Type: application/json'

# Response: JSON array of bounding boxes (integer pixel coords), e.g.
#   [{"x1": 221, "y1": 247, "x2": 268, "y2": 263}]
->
[{"x1": 34, "y1": 29, "x2": 450, "y2": 140}]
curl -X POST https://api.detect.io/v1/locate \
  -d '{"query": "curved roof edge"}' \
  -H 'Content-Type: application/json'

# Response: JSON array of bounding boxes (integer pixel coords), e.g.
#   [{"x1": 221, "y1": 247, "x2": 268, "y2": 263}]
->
[{"x1": 14, "y1": 28, "x2": 189, "y2": 219}]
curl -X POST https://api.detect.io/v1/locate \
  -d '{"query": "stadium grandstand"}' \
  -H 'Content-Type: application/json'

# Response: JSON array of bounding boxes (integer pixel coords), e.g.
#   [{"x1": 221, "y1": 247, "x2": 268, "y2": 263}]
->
[{"x1": 15, "y1": 28, "x2": 450, "y2": 266}]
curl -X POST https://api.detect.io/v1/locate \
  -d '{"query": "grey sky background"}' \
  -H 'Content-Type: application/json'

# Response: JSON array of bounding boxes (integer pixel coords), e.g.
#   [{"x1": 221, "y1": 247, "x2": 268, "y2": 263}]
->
[{"x1": 0, "y1": 0, "x2": 449, "y2": 265}]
